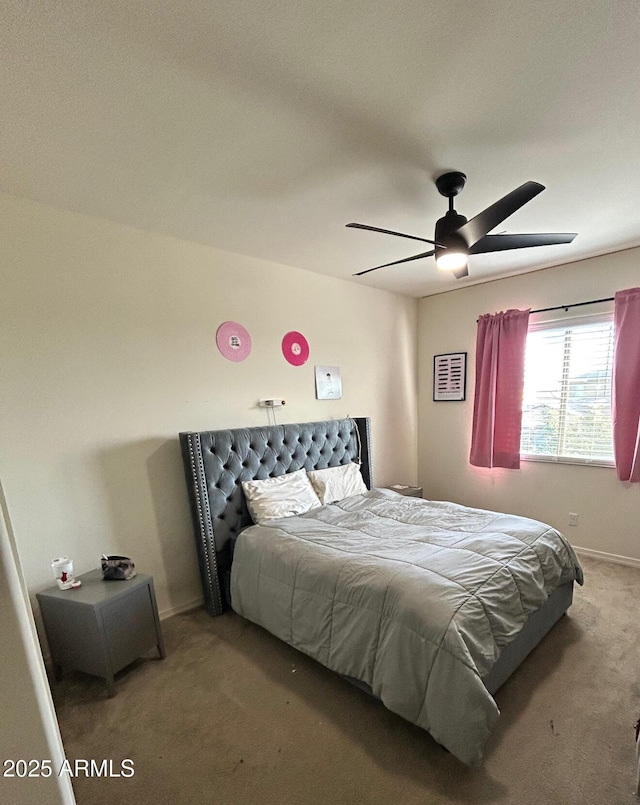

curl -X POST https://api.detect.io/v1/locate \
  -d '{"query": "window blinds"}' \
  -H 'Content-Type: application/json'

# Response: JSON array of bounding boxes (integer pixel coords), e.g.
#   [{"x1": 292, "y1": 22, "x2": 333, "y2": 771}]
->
[{"x1": 520, "y1": 314, "x2": 615, "y2": 463}]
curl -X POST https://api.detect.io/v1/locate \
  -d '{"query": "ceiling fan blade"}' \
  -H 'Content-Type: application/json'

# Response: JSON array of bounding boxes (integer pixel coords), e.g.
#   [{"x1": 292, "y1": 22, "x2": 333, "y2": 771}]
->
[
  {"x1": 352, "y1": 249, "x2": 435, "y2": 276},
  {"x1": 452, "y1": 265, "x2": 469, "y2": 279},
  {"x1": 456, "y1": 182, "x2": 545, "y2": 247},
  {"x1": 346, "y1": 222, "x2": 440, "y2": 247},
  {"x1": 469, "y1": 232, "x2": 577, "y2": 254}
]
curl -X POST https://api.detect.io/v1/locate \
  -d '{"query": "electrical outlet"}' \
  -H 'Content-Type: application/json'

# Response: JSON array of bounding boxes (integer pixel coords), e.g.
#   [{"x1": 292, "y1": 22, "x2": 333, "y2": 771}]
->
[{"x1": 568, "y1": 512, "x2": 579, "y2": 527}]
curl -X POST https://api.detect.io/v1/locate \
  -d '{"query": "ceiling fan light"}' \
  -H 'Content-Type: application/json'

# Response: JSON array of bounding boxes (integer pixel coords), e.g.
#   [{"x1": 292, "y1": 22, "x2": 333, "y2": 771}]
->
[{"x1": 436, "y1": 250, "x2": 468, "y2": 272}]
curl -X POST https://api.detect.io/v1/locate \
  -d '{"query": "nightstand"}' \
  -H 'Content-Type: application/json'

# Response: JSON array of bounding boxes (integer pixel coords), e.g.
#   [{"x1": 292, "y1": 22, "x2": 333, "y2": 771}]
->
[
  {"x1": 387, "y1": 484, "x2": 423, "y2": 498},
  {"x1": 37, "y1": 569, "x2": 165, "y2": 697}
]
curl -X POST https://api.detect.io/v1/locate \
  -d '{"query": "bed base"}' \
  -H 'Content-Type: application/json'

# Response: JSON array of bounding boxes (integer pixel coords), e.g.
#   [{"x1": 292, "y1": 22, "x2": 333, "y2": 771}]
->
[{"x1": 482, "y1": 579, "x2": 573, "y2": 694}]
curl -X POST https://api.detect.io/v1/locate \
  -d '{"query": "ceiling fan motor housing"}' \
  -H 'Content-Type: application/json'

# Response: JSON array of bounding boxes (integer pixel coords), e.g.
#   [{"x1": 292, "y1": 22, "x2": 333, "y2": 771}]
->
[{"x1": 435, "y1": 210, "x2": 468, "y2": 254}]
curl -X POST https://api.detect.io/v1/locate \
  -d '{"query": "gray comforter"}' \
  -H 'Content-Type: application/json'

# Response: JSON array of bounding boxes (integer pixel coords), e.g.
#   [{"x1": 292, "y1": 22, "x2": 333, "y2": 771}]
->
[{"x1": 230, "y1": 489, "x2": 583, "y2": 765}]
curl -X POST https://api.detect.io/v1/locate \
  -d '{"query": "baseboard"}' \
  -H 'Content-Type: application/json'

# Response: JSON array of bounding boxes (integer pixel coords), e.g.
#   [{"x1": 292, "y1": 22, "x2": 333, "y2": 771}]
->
[
  {"x1": 158, "y1": 595, "x2": 204, "y2": 621},
  {"x1": 574, "y1": 545, "x2": 640, "y2": 570}
]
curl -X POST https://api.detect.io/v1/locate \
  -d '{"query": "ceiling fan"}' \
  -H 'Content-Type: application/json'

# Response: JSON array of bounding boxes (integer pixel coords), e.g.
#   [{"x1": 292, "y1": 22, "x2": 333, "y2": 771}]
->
[{"x1": 347, "y1": 171, "x2": 577, "y2": 279}]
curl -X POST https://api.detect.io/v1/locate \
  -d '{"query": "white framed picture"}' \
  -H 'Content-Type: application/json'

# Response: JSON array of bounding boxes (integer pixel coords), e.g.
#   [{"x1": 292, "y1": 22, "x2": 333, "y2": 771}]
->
[{"x1": 315, "y1": 365, "x2": 342, "y2": 400}]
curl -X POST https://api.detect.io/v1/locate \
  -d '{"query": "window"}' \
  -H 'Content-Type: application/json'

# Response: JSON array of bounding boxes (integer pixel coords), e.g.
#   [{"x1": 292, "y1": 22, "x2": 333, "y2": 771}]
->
[{"x1": 520, "y1": 313, "x2": 615, "y2": 465}]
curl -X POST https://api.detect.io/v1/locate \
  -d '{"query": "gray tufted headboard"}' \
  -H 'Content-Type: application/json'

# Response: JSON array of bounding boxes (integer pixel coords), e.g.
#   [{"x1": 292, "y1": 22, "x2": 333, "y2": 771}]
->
[{"x1": 179, "y1": 417, "x2": 372, "y2": 616}]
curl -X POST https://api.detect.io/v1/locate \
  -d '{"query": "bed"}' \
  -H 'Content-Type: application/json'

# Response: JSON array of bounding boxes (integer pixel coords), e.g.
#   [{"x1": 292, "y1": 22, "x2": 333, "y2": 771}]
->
[{"x1": 179, "y1": 417, "x2": 583, "y2": 765}]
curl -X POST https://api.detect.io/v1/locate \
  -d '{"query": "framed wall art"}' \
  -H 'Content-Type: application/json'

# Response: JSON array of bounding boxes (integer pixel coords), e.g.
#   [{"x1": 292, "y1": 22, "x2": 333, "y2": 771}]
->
[
  {"x1": 315, "y1": 365, "x2": 342, "y2": 400},
  {"x1": 433, "y1": 352, "x2": 467, "y2": 401}
]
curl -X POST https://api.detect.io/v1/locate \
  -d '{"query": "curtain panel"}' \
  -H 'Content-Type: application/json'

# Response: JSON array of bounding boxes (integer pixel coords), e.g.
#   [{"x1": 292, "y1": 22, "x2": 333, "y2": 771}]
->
[
  {"x1": 612, "y1": 287, "x2": 640, "y2": 482},
  {"x1": 470, "y1": 308, "x2": 530, "y2": 469}
]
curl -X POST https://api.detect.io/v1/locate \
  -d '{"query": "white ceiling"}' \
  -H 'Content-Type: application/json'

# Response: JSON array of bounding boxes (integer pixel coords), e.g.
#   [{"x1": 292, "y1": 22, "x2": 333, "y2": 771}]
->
[{"x1": 2, "y1": 0, "x2": 640, "y2": 297}]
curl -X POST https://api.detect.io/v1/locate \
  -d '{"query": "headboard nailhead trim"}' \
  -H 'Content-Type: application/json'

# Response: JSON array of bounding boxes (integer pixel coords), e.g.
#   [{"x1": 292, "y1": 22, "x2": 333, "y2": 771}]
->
[{"x1": 185, "y1": 432, "x2": 223, "y2": 615}]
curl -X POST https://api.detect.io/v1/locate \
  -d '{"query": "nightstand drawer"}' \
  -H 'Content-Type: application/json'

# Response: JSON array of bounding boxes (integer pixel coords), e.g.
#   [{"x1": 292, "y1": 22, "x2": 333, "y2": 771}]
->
[{"x1": 101, "y1": 584, "x2": 159, "y2": 672}]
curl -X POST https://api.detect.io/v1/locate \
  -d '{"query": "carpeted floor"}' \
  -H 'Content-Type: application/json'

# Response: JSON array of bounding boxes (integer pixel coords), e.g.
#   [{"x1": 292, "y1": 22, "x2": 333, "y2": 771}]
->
[{"x1": 52, "y1": 555, "x2": 640, "y2": 805}]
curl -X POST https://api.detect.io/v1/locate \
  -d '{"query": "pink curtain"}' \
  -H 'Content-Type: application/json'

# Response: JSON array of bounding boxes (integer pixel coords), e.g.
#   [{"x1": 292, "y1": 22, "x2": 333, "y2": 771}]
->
[
  {"x1": 612, "y1": 287, "x2": 640, "y2": 482},
  {"x1": 470, "y1": 308, "x2": 530, "y2": 469}
]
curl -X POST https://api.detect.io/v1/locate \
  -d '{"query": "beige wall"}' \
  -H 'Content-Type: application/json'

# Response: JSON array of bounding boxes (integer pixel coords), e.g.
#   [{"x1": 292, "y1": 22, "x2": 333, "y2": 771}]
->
[
  {"x1": 0, "y1": 193, "x2": 418, "y2": 614},
  {"x1": 417, "y1": 248, "x2": 640, "y2": 562}
]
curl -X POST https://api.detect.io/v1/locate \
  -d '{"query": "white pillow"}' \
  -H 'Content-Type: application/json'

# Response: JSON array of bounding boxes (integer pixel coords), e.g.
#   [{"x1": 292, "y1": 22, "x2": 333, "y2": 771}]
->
[
  {"x1": 242, "y1": 469, "x2": 321, "y2": 524},
  {"x1": 307, "y1": 463, "x2": 367, "y2": 504}
]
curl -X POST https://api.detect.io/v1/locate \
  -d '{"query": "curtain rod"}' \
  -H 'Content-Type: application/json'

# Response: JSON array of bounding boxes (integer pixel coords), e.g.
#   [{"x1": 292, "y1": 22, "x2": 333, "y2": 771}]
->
[
  {"x1": 476, "y1": 296, "x2": 615, "y2": 322},
  {"x1": 530, "y1": 296, "x2": 614, "y2": 315}
]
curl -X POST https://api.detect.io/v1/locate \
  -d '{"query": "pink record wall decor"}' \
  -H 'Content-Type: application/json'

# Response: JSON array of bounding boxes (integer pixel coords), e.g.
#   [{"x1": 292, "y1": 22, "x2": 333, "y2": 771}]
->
[
  {"x1": 282, "y1": 330, "x2": 309, "y2": 366},
  {"x1": 216, "y1": 321, "x2": 252, "y2": 362}
]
